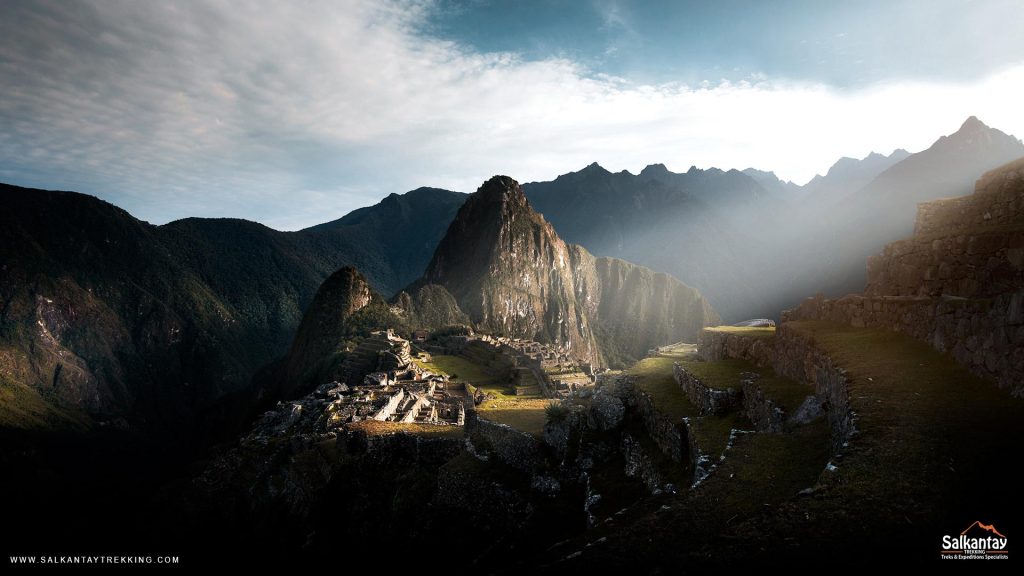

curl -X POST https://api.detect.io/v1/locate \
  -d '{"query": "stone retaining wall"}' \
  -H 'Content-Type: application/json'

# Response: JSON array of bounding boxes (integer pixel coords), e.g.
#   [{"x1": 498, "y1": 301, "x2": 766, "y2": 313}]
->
[
  {"x1": 773, "y1": 325, "x2": 854, "y2": 453},
  {"x1": 865, "y1": 230, "x2": 1024, "y2": 299},
  {"x1": 914, "y1": 157, "x2": 1024, "y2": 236},
  {"x1": 740, "y1": 375, "x2": 786, "y2": 433},
  {"x1": 697, "y1": 330, "x2": 775, "y2": 367},
  {"x1": 626, "y1": 382, "x2": 686, "y2": 463},
  {"x1": 783, "y1": 291, "x2": 1024, "y2": 396},
  {"x1": 466, "y1": 413, "x2": 540, "y2": 472},
  {"x1": 673, "y1": 363, "x2": 741, "y2": 415}
]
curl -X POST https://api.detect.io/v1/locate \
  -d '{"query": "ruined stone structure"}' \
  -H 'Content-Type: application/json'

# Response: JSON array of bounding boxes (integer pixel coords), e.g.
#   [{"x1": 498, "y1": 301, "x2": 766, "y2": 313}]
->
[
  {"x1": 784, "y1": 158, "x2": 1024, "y2": 396},
  {"x1": 321, "y1": 330, "x2": 465, "y2": 427},
  {"x1": 337, "y1": 329, "x2": 414, "y2": 385}
]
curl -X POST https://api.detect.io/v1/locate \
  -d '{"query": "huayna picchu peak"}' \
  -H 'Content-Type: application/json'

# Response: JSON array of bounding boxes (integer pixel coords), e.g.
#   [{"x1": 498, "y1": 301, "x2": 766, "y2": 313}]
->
[{"x1": 408, "y1": 175, "x2": 719, "y2": 367}]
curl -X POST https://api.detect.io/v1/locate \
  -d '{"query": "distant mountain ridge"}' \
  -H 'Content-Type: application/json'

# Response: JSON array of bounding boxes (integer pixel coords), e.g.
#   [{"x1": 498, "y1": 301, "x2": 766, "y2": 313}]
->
[
  {"x1": 0, "y1": 183, "x2": 465, "y2": 434},
  {"x1": 525, "y1": 116, "x2": 1023, "y2": 320}
]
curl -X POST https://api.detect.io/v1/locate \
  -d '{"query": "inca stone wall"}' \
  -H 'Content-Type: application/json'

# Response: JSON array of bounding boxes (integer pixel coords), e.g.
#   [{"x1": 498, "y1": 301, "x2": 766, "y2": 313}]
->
[
  {"x1": 865, "y1": 231, "x2": 1024, "y2": 298},
  {"x1": 772, "y1": 325, "x2": 854, "y2": 453},
  {"x1": 466, "y1": 413, "x2": 540, "y2": 472},
  {"x1": 784, "y1": 158, "x2": 1024, "y2": 396},
  {"x1": 673, "y1": 364, "x2": 741, "y2": 415},
  {"x1": 697, "y1": 329, "x2": 775, "y2": 368},
  {"x1": 693, "y1": 327, "x2": 851, "y2": 448},
  {"x1": 784, "y1": 292, "x2": 1024, "y2": 395},
  {"x1": 914, "y1": 157, "x2": 1024, "y2": 236}
]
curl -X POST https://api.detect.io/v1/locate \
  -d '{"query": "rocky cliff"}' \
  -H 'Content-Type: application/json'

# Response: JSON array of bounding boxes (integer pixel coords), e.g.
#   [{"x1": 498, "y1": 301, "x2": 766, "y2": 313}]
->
[{"x1": 410, "y1": 175, "x2": 719, "y2": 367}]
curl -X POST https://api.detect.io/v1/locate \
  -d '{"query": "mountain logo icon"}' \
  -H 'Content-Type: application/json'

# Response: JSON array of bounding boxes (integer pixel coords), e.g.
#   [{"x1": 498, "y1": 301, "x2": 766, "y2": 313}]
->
[
  {"x1": 941, "y1": 520, "x2": 1009, "y2": 560},
  {"x1": 961, "y1": 520, "x2": 1006, "y2": 539}
]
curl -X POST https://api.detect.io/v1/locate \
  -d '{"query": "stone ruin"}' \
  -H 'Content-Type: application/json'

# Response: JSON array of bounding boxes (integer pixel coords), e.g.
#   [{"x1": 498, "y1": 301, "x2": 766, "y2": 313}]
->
[
  {"x1": 482, "y1": 335, "x2": 596, "y2": 398},
  {"x1": 320, "y1": 330, "x2": 465, "y2": 427}
]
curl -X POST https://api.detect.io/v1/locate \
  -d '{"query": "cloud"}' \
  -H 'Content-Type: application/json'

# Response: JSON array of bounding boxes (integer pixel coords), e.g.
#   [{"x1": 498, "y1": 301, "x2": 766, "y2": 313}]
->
[{"x1": 0, "y1": 0, "x2": 1021, "y2": 230}]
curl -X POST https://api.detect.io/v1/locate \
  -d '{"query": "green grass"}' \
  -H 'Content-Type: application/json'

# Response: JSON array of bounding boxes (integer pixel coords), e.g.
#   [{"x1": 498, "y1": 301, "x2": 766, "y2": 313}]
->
[
  {"x1": 703, "y1": 326, "x2": 776, "y2": 339},
  {"x1": 626, "y1": 355, "x2": 697, "y2": 420},
  {"x1": 0, "y1": 374, "x2": 89, "y2": 431},
  {"x1": 676, "y1": 358, "x2": 752, "y2": 390},
  {"x1": 545, "y1": 321, "x2": 1024, "y2": 566},
  {"x1": 478, "y1": 398, "x2": 550, "y2": 437},
  {"x1": 694, "y1": 418, "x2": 830, "y2": 512},
  {"x1": 690, "y1": 412, "x2": 751, "y2": 459},
  {"x1": 416, "y1": 354, "x2": 499, "y2": 386},
  {"x1": 345, "y1": 419, "x2": 465, "y2": 439},
  {"x1": 752, "y1": 371, "x2": 811, "y2": 414},
  {"x1": 783, "y1": 320, "x2": 1024, "y2": 530},
  {"x1": 675, "y1": 356, "x2": 807, "y2": 414},
  {"x1": 420, "y1": 353, "x2": 548, "y2": 436}
]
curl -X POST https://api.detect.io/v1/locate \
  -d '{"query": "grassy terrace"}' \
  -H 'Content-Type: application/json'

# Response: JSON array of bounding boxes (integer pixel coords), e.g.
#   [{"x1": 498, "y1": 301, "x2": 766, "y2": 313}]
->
[
  {"x1": 416, "y1": 355, "x2": 500, "y2": 388},
  {"x1": 679, "y1": 356, "x2": 808, "y2": 414},
  {"x1": 554, "y1": 320, "x2": 1024, "y2": 567},
  {"x1": 695, "y1": 418, "x2": 830, "y2": 512},
  {"x1": 783, "y1": 320, "x2": 1024, "y2": 484},
  {"x1": 477, "y1": 398, "x2": 551, "y2": 437},
  {"x1": 418, "y1": 353, "x2": 547, "y2": 436},
  {"x1": 625, "y1": 345, "x2": 750, "y2": 459},
  {"x1": 627, "y1": 347, "x2": 697, "y2": 420},
  {"x1": 745, "y1": 321, "x2": 1024, "y2": 559},
  {"x1": 690, "y1": 412, "x2": 750, "y2": 459},
  {"x1": 345, "y1": 419, "x2": 464, "y2": 439},
  {"x1": 702, "y1": 325, "x2": 776, "y2": 339}
]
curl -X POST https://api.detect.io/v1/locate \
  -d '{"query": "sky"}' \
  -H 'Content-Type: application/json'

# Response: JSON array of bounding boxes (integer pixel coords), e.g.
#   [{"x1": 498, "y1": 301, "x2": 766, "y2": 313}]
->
[{"x1": 0, "y1": 0, "x2": 1022, "y2": 230}]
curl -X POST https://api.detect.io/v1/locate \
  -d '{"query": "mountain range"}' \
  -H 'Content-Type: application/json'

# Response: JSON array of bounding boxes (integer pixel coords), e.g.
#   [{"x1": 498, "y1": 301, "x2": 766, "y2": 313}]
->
[
  {"x1": 526, "y1": 117, "x2": 1024, "y2": 320},
  {"x1": 279, "y1": 176, "x2": 719, "y2": 394},
  {"x1": 0, "y1": 184, "x2": 463, "y2": 437},
  {"x1": 1, "y1": 116, "x2": 1020, "y2": 437}
]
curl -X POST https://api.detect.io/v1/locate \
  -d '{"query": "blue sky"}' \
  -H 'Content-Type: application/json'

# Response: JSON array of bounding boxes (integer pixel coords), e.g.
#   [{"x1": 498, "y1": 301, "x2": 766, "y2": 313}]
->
[
  {"x1": 429, "y1": 0, "x2": 1024, "y2": 86},
  {"x1": 1, "y1": 0, "x2": 1022, "y2": 229}
]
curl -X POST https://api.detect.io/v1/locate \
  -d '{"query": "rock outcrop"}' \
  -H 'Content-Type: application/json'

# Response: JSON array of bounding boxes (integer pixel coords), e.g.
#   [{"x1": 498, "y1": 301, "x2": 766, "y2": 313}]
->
[{"x1": 282, "y1": 267, "x2": 387, "y2": 396}]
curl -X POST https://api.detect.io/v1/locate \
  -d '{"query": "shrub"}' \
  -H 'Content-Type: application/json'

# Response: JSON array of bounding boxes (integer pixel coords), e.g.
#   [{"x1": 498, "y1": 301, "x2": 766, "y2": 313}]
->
[{"x1": 544, "y1": 401, "x2": 570, "y2": 423}]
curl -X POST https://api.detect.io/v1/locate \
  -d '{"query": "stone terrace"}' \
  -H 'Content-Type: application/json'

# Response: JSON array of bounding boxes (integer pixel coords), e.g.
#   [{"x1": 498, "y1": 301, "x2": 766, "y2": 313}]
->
[{"x1": 785, "y1": 157, "x2": 1024, "y2": 395}]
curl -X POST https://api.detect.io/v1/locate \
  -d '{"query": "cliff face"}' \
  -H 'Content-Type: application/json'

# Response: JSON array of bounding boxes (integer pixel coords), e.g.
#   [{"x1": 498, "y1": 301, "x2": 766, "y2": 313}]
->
[
  {"x1": 412, "y1": 176, "x2": 720, "y2": 367},
  {"x1": 588, "y1": 256, "x2": 721, "y2": 367},
  {"x1": 420, "y1": 176, "x2": 602, "y2": 363}
]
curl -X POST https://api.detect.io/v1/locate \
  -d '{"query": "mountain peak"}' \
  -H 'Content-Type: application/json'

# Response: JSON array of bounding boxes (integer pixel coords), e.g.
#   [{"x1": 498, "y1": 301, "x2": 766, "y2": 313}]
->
[
  {"x1": 923, "y1": 115, "x2": 1023, "y2": 157},
  {"x1": 417, "y1": 175, "x2": 718, "y2": 366},
  {"x1": 580, "y1": 161, "x2": 610, "y2": 175},
  {"x1": 480, "y1": 174, "x2": 518, "y2": 193},
  {"x1": 959, "y1": 115, "x2": 988, "y2": 133},
  {"x1": 472, "y1": 174, "x2": 530, "y2": 211},
  {"x1": 640, "y1": 163, "x2": 670, "y2": 176}
]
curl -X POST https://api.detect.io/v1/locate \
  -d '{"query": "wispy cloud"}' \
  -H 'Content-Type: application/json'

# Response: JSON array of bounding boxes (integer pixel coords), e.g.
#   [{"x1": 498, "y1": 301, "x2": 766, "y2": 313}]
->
[{"x1": 0, "y1": 0, "x2": 1021, "y2": 230}]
